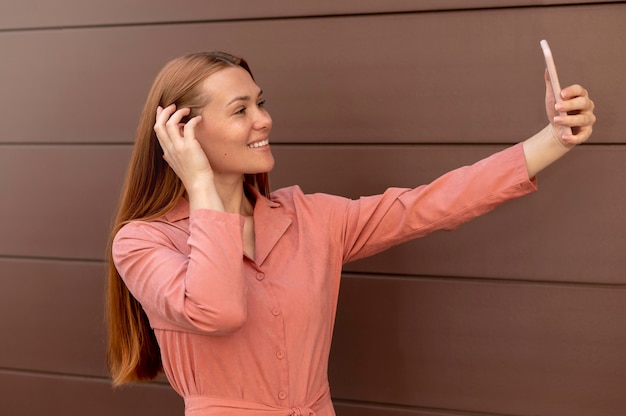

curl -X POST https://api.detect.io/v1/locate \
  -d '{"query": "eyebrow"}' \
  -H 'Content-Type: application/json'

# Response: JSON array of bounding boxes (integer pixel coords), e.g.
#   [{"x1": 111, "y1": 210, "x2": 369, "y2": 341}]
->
[{"x1": 226, "y1": 89, "x2": 263, "y2": 107}]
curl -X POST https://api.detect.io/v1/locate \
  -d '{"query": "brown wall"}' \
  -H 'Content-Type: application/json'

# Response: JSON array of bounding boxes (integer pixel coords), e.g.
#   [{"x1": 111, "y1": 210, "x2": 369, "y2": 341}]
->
[{"x1": 1, "y1": 1, "x2": 624, "y2": 415}]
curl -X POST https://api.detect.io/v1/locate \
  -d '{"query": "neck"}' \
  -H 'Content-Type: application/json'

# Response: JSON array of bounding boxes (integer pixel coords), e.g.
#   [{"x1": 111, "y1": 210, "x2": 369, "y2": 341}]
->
[{"x1": 214, "y1": 175, "x2": 254, "y2": 216}]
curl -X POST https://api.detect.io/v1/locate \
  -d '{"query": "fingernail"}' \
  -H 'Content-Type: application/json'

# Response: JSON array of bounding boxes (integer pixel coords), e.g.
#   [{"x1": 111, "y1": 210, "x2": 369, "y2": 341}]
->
[
  {"x1": 555, "y1": 103, "x2": 565, "y2": 111},
  {"x1": 553, "y1": 116, "x2": 564, "y2": 123}
]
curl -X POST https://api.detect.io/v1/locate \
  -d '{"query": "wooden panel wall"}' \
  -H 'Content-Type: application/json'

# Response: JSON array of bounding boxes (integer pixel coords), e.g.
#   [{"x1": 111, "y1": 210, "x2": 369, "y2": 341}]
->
[{"x1": 1, "y1": 1, "x2": 624, "y2": 415}]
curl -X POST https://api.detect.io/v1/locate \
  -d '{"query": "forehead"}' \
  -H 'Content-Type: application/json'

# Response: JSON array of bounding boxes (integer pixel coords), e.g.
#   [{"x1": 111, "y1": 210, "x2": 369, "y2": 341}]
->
[{"x1": 201, "y1": 66, "x2": 260, "y2": 101}]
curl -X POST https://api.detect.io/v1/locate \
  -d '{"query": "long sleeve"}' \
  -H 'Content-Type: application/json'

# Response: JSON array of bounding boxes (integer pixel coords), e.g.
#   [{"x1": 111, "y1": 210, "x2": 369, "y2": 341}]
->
[
  {"x1": 335, "y1": 143, "x2": 537, "y2": 263},
  {"x1": 112, "y1": 208, "x2": 248, "y2": 334}
]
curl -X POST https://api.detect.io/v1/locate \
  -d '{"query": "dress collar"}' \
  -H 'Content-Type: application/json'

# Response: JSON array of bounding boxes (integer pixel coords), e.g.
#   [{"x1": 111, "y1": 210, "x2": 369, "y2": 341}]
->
[{"x1": 163, "y1": 183, "x2": 281, "y2": 223}]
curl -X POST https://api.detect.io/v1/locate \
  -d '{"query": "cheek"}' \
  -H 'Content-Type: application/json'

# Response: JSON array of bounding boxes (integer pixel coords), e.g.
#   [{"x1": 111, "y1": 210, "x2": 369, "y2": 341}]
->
[
  {"x1": 194, "y1": 120, "x2": 242, "y2": 165},
  {"x1": 195, "y1": 126, "x2": 220, "y2": 156},
  {"x1": 202, "y1": 144, "x2": 229, "y2": 163},
  {"x1": 198, "y1": 139, "x2": 233, "y2": 171}
]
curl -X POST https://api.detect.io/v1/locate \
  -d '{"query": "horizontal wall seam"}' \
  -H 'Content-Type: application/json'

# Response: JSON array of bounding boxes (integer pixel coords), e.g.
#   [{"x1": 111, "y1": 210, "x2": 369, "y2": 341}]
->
[
  {"x1": 333, "y1": 397, "x2": 518, "y2": 416},
  {"x1": 342, "y1": 271, "x2": 626, "y2": 289},
  {"x1": 0, "y1": 255, "x2": 104, "y2": 264},
  {"x1": 0, "y1": 367, "x2": 170, "y2": 387},
  {"x1": 0, "y1": 255, "x2": 621, "y2": 288},
  {"x1": 0, "y1": 142, "x2": 623, "y2": 147},
  {"x1": 1, "y1": 2, "x2": 623, "y2": 33},
  {"x1": 0, "y1": 367, "x2": 110, "y2": 383},
  {"x1": 0, "y1": 142, "x2": 133, "y2": 147}
]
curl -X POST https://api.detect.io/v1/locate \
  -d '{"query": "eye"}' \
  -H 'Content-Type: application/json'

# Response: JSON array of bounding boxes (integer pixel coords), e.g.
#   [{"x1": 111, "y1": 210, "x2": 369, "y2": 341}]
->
[
  {"x1": 257, "y1": 99, "x2": 266, "y2": 108},
  {"x1": 234, "y1": 106, "x2": 247, "y2": 115}
]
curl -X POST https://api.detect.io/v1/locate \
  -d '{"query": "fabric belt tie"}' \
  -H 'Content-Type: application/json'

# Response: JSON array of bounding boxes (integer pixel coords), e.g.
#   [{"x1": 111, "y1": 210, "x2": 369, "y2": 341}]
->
[
  {"x1": 184, "y1": 386, "x2": 330, "y2": 416},
  {"x1": 290, "y1": 407, "x2": 313, "y2": 416}
]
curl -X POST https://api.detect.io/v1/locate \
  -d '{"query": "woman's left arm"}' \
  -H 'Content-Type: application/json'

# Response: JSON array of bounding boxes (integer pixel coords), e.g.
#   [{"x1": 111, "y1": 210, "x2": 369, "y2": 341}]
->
[{"x1": 523, "y1": 72, "x2": 596, "y2": 178}]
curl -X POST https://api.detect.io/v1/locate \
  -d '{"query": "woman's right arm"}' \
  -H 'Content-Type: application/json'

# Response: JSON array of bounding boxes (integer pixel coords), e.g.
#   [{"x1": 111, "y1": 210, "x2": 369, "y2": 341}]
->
[
  {"x1": 112, "y1": 106, "x2": 248, "y2": 334},
  {"x1": 112, "y1": 211, "x2": 248, "y2": 335}
]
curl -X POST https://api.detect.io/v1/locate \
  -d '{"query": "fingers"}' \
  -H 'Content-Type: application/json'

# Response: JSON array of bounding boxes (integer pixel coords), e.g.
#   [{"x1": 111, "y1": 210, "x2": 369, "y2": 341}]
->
[
  {"x1": 154, "y1": 104, "x2": 176, "y2": 151},
  {"x1": 155, "y1": 104, "x2": 190, "y2": 143},
  {"x1": 154, "y1": 104, "x2": 204, "y2": 158},
  {"x1": 152, "y1": 104, "x2": 213, "y2": 193},
  {"x1": 551, "y1": 84, "x2": 596, "y2": 145},
  {"x1": 183, "y1": 112, "x2": 203, "y2": 137}
]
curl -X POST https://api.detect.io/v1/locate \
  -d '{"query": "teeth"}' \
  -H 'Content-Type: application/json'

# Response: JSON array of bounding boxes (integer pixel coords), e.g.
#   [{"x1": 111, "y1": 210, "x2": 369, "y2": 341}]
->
[{"x1": 248, "y1": 139, "x2": 269, "y2": 148}]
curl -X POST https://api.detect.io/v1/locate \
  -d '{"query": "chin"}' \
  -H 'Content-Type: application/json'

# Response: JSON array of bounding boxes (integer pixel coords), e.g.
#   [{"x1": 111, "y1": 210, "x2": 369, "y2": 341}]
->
[
  {"x1": 247, "y1": 164, "x2": 274, "y2": 175},
  {"x1": 249, "y1": 167, "x2": 274, "y2": 175},
  {"x1": 260, "y1": 157, "x2": 275, "y2": 172},
  {"x1": 246, "y1": 154, "x2": 275, "y2": 174}
]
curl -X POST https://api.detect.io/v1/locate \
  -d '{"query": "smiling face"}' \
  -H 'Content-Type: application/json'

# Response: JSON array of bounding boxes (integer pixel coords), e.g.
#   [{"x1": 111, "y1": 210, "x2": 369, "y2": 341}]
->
[{"x1": 193, "y1": 66, "x2": 275, "y2": 183}]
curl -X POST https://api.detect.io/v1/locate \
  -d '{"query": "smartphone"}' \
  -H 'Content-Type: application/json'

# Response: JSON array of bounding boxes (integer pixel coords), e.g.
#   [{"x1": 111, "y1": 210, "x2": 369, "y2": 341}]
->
[{"x1": 540, "y1": 39, "x2": 572, "y2": 135}]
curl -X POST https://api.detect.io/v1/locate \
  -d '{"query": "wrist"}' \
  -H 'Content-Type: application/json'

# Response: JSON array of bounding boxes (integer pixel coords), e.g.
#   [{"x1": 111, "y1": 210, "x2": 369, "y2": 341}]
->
[
  {"x1": 549, "y1": 123, "x2": 576, "y2": 150},
  {"x1": 522, "y1": 124, "x2": 572, "y2": 178},
  {"x1": 186, "y1": 182, "x2": 225, "y2": 212}
]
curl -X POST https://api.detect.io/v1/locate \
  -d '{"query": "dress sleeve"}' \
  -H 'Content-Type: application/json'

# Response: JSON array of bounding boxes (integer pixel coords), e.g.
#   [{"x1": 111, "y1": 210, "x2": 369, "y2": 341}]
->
[
  {"x1": 112, "y1": 209, "x2": 248, "y2": 334},
  {"x1": 339, "y1": 143, "x2": 537, "y2": 263}
]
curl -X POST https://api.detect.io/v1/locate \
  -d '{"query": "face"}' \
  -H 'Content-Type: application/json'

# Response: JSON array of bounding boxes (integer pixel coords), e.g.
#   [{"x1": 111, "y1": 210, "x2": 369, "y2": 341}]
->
[{"x1": 194, "y1": 66, "x2": 274, "y2": 181}]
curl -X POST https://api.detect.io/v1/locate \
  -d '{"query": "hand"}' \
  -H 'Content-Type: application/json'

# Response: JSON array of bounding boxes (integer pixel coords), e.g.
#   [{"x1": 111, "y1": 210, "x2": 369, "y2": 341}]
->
[
  {"x1": 154, "y1": 104, "x2": 212, "y2": 188},
  {"x1": 154, "y1": 105, "x2": 224, "y2": 211},
  {"x1": 545, "y1": 71, "x2": 596, "y2": 147},
  {"x1": 523, "y1": 75, "x2": 596, "y2": 178}
]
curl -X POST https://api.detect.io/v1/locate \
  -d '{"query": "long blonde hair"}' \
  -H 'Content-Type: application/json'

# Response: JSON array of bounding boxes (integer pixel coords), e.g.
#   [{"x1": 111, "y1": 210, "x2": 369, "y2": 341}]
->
[{"x1": 106, "y1": 51, "x2": 270, "y2": 386}]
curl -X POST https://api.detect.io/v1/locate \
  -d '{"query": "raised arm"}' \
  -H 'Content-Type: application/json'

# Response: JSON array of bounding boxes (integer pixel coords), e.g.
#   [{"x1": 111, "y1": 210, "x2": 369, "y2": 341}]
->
[{"x1": 522, "y1": 72, "x2": 596, "y2": 178}]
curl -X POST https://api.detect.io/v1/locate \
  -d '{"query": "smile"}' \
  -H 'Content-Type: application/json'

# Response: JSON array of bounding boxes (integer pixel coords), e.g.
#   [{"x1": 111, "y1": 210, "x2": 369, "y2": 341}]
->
[{"x1": 248, "y1": 139, "x2": 269, "y2": 149}]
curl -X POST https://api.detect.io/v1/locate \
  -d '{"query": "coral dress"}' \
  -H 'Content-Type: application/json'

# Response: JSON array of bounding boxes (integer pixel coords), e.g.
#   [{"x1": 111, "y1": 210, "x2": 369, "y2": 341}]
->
[{"x1": 112, "y1": 144, "x2": 536, "y2": 415}]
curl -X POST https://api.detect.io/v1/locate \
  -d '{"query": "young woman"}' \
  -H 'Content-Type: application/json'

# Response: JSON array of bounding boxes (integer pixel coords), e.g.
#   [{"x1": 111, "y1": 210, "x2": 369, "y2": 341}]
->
[{"x1": 107, "y1": 51, "x2": 595, "y2": 416}]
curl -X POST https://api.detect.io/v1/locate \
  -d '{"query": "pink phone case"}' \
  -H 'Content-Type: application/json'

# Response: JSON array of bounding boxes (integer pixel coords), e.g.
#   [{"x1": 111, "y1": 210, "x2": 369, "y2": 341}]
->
[{"x1": 540, "y1": 39, "x2": 572, "y2": 135}]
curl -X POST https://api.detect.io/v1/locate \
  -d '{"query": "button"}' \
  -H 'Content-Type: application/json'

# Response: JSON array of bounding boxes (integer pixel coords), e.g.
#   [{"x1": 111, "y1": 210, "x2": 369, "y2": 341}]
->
[
  {"x1": 256, "y1": 272, "x2": 265, "y2": 281},
  {"x1": 278, "y1": 391, "x2": 287, "y2": 400},
  {"x1": 271, "y1": 308, "x2": 281, "y2": 316},
  {"x1": 276, "y1": 350, "x2": 285, "y2": 360}
]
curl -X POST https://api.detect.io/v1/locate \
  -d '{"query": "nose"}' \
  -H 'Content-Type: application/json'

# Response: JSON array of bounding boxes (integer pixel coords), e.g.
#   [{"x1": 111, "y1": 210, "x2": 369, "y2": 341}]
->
[{"x1": 254, "y1": 107, "x2": 272, "y2": 131}]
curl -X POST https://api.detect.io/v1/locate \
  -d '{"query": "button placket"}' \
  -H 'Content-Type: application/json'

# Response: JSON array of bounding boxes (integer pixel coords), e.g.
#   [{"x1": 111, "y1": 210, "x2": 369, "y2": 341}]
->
[{"x1": 254, "y1": 267, "x2": 290, "y2": 405}]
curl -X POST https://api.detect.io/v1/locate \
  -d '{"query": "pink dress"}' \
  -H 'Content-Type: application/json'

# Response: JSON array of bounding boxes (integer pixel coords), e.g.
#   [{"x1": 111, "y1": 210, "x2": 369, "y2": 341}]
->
[{"x1": 112, "y1": 143, "x2": 536, "y2": 415}]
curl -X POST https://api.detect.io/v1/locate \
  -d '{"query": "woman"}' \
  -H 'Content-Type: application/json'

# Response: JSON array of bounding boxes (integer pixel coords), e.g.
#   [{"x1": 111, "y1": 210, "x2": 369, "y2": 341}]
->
[{"x1": 107, "y1": 51, "x2": 595, "y2": 415}]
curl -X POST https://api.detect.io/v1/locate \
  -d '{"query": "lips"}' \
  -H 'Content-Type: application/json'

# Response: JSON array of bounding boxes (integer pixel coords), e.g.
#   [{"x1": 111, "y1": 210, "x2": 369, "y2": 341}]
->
[{"x1": 247, "y1": 139, "x2": 269, "y2": 149}]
